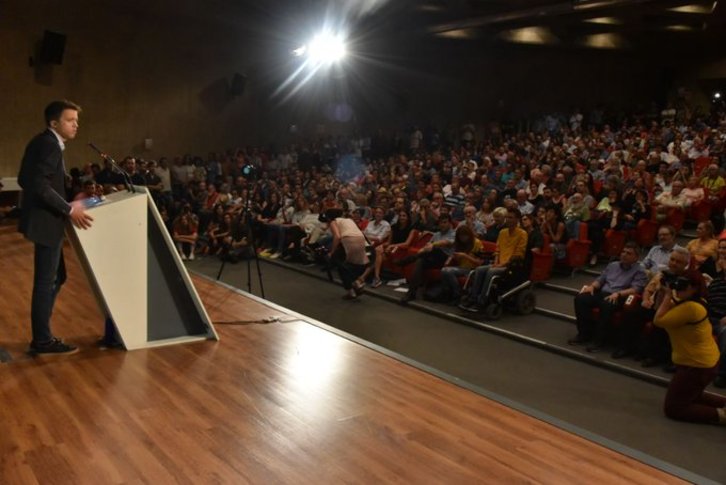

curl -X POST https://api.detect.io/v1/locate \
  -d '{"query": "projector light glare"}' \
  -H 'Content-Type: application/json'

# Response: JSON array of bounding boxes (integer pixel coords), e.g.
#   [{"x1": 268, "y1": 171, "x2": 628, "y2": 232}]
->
[{"x1": 306, "y1": 32, "x2": 347, "y2": 65}]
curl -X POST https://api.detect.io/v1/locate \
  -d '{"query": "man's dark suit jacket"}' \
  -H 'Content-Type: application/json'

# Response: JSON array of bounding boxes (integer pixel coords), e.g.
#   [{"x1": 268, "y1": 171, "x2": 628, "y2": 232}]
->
[{"x1": 17, "y1": 129, "x2": 72, "y2": 247}]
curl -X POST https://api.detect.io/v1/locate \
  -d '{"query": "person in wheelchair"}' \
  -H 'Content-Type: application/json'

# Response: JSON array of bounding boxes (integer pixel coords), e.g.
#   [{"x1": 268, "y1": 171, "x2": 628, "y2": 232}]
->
[{"x1": 459, "y1": 207, "x2": 528, "y2": 312}]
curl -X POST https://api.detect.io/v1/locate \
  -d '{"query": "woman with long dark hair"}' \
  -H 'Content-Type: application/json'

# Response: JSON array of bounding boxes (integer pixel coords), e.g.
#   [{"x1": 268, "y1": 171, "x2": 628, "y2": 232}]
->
[{"x1": 440, "y1": 224, "x2": 484, "y2": 305}]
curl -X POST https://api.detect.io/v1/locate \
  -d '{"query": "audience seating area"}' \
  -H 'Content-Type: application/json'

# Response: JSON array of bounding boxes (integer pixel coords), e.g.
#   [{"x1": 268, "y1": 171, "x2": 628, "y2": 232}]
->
[{"x1": 60, "y1": 105, "x2": 726, "y2": 387}]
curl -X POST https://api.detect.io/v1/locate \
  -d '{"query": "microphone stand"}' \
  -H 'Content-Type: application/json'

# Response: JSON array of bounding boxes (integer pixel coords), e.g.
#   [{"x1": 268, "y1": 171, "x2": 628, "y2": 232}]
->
[{"x1": 88, "y1": 143, "x2": 136, "y2": 193}]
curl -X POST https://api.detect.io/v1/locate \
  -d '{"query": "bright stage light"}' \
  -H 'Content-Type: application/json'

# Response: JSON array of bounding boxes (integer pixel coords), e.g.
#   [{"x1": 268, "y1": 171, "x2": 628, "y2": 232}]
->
[{"x1": 297, "y1": 32, "x2": 347, "y2": 66}]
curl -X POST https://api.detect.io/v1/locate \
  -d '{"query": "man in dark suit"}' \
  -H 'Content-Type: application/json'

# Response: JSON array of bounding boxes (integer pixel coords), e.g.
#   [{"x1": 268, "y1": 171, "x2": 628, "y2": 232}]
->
[{"x1": 18, "y1": 100, "x2": 94, "y2": 355}]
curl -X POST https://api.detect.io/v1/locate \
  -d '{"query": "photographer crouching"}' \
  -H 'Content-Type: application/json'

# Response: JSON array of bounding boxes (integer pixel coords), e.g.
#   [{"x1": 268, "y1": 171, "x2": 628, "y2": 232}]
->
[
  {"x1": 653, "y1": 270, "x2": 726, "y2": 425},
  {"x1": 323, "y1": 209, "x2": 370, "y2": 300}
]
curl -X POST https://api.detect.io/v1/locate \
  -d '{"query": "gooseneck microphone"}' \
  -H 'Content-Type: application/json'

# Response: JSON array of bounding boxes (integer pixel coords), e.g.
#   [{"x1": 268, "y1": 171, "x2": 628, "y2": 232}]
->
[{"x1": 87, "y1": 142, "x2": 136, "y2": 193}]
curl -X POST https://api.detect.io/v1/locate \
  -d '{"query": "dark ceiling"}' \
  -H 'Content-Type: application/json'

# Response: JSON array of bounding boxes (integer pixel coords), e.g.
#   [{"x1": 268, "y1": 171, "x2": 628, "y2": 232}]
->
[{"x1": 389, "y1": 0, "x2": 726, "y2": 52}]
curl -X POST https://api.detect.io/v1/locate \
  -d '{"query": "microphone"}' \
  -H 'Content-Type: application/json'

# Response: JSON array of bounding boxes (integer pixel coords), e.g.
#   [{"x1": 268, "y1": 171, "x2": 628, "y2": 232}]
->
[{"x1": 87, "y1": 142, "x2": 136, "y2": 193}]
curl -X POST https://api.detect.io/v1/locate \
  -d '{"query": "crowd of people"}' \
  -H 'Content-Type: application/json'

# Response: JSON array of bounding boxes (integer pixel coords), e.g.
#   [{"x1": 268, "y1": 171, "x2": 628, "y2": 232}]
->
[{"x1": 64, "y1": 104, "x2": 726, "y2": 424}]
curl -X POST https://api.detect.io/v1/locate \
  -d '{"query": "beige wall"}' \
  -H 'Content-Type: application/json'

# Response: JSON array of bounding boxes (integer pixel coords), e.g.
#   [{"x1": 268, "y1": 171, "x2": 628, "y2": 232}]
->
[{"x1": 1, "y1": 0, "x2": 264, "y2": 176}]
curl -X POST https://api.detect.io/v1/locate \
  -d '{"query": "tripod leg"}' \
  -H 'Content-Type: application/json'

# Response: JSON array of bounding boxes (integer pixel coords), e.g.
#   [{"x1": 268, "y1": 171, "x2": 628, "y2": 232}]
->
[{"x1": 216, "y1": 259, "x2": 227, "y2": 281}]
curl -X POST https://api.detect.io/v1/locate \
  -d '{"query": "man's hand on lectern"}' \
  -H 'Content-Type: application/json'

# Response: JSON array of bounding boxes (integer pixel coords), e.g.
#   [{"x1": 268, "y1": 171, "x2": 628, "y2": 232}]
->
[{"x1": 69, "y1": 200, "x2": 94, "y2": 229}]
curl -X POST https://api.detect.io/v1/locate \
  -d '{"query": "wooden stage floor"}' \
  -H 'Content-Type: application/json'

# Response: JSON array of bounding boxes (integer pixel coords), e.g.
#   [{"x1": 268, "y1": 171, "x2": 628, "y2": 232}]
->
[{"x1": 0, "y1": 225, "x2": 685, "y2": 484}]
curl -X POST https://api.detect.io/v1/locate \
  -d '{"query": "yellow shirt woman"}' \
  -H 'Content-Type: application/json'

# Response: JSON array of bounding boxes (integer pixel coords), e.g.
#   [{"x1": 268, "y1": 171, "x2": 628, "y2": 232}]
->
[{"x1": 653, "y1": 300, "x2": 719, "y2": 368}]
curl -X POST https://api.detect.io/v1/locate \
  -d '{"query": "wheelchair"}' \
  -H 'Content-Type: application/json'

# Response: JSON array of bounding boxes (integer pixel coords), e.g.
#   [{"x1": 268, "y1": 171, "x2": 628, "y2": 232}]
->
[{"x1": 476, "y1": 258, "x2": 537, "y2": 320}]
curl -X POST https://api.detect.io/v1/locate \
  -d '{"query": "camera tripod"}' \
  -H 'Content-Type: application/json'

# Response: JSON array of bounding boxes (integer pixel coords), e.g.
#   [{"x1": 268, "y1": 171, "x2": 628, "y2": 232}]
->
[{"x1": 216, "y1": 184, "x2": 265, "y2": 299}]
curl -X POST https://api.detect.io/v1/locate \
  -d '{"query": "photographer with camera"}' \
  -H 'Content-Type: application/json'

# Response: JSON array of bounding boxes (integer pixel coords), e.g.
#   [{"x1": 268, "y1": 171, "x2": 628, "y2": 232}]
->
[
  {"x1": 653, "y1": 270, "x2": 726, "y2": 425},
  {"x1": 323, "y1": 209, "x2": 370, "y2": 300}
]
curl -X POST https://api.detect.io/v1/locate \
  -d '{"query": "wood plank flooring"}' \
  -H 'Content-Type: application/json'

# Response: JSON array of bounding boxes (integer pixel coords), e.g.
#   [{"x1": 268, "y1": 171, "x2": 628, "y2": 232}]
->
[{"x1": 0, "y1": 225, "x2": 685, "y2": 484}]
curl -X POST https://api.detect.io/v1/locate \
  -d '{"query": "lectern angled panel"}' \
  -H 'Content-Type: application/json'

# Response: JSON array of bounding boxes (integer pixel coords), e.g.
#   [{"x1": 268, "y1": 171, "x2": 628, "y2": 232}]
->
[
  {"x1": 146, "y1": 207, "x2": 211, "y2": 340},
  {"x1": 68, "y1": 189, "x2": 217, "y2": 350}
]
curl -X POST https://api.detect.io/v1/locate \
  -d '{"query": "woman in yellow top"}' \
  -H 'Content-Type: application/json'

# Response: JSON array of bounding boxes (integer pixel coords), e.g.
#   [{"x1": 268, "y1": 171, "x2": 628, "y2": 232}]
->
[
  {"x1": 686, "y1": 221, "x2": 718, "y2": 267},
  {"x1": 654, "y1": 270, "x2": 726, "y2": 424}
]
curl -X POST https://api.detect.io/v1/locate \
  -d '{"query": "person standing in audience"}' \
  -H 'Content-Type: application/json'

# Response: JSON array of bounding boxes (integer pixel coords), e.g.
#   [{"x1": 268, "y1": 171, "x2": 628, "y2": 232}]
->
[
  {"x1": 654, "y1": 271, "x2": 726, "y2": 425},
  {"x1": 642, "y1": 225, "x2": 684, "y2": 274},
  {"x1": 17, "y1": 100, "x2": 94, "y2": 355},
  {"x1": 570, "y1": 242, "x2": 648, "y2": 351}
]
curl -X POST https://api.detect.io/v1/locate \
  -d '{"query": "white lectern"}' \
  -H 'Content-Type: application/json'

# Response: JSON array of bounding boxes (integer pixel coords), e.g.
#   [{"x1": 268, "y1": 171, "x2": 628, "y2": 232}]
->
[{"x1": 67, "y1": 188, "x2": 218, "y2": 350}]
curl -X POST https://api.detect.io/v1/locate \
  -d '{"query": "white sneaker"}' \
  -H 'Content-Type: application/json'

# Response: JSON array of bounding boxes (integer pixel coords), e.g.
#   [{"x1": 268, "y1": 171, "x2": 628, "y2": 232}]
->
[
  {"x1": 189, "y1": 253, "x2": 195, "y2": 261},
  {"x1": 181, "y1": 253, "x2": 187, "y2": 261},
  {"x1": 269, "y1": 252, "x2": 281, "y2": 259}
]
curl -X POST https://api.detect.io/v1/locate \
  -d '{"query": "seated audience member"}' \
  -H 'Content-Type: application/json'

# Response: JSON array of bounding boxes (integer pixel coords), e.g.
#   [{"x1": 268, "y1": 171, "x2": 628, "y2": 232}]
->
[
  {"x1": 222, "y1": 213, "x2": 253, "y2": 262},
  {"x1": 483, "y1": 207, "x2": 507, "y2": 243},
  {"x1": 515, "y1": 189, "x2": 535, "y2": 216},
  {"x1": 587, "y1": 189, "x2": 623, "y2": 265},
  {"x1": 461, "y1": 204, "x2": 487, "y2": 238},
  {"x1": 351, "y1": 208, "x2": 369, "y2": 231},
  {"x1": 363, "y1": 206, "x2": 392, "y2": 249},
  {"x1": 325, "y1": 209, "x2": 370, "y2": 300},
  {"x1": 653, "y1": 271, "x2": 726, "y2": 425},
  {"x1": 270, "y1": 197, "x2": 312, "y2": 260},
  {"x1": 700, "y1": 163, "x2": 725, "y2": 195},
  {"x1": 682, "y1": 176, "x2": 705, "y2": 207},
  {"x1": 440, "y1": 225, "x2": 484, "y2": 305},
  {"x1": 642, "y1": 225, "x2": 684, "y2": 274},
  {"x1": 704, "y1": 238, "x2": 726, "y2": 388},
  {"x1": 413, "y1": 198, "x2": 438, "y2": 233},
  {"x1": 173, "y1": 210, "x2": 199, "y2": 261},
  {"x1": 622, "y1": 189, "x2": 649, "y2": 230},
  {"x1": 563, "y1": 192, "x2": 590, "y2": 240},
  {"x1": 208, "y1": 212, "x2": 232, "y2": 256},
  {"x1": 357, "y1": 209, "x2": 414, "y2": 288},
  {"x1": 541, "y1": 204, "x2": 567, "y2": 260},
  {"x1": 459, "y1": 207, "x2": 528, "y2": 312},
  {"x1": 520, "y1": 213, "x2": 544, "y2": 269},
  {"x1": 398, "y1": 214, "x2": 456, "y2": 304},
  {"x1": 616, "y1": 247, "x2": 690, "y2": 362},
  {"x1": 475, "y1": 199, "x2": 495, "y2": 229},
  {"x1": 687, "y1": 221, "x2": 718, "y2": 268},
  {"x1": 654, "y1": 180, "x2": 689, "y2": 221},
  {"x1": 570, "y1": 242, "x2": 648, "y2": 351}
]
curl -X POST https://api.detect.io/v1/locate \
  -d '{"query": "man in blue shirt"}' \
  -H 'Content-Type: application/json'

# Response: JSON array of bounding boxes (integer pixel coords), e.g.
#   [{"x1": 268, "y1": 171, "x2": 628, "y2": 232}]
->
[
  {"x1": 641, "y1": 225, "x2": 684, "y2": 274},
  {"x1": 398, "y1": 214, "x2": 455, "y2": 304},
  {"x1": 570, "y1": 242, "x2": 648, "y2": 351}
]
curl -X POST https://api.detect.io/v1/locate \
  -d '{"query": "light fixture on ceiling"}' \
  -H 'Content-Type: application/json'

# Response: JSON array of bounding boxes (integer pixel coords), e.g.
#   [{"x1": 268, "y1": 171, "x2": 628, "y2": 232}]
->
[
  {"x1": 500, "y1": 26, "x2": 558, "y2": 45},
  {"x1": 582, "y1": 33, "x2": 627, "y2": 49},
  {"x1": 665, "y1": 24, "x2": 696, "y2": 31},
  {"x1": 668, "y1": 2, "x2": 717, "y2": 14},
  {"x1": 436, "y1": 29, "x2": 476, "y2": 39},
  {"x1": 584, "y1": 16, "x2": 622, "y2": 24}
]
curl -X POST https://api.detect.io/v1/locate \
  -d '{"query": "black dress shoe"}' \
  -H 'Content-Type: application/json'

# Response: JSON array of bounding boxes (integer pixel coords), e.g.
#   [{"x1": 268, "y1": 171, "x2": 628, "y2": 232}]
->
[
  {"x1": 28, "y1": 338, "x2": 79, "y2": 356},
  {"x1": 662, "y1": 363, "x2": 677, "y2": 373},
  {"x1": 586, "y1": 343, "x2": 605, "y2": 353},
  {"x1": 399, "y1": 290, "x2": 416, "y2": 305},
  {"x1": 641, "y1": 357, "x2": 659, "y2": 368},
  {"x1": 567, "y1": 335, "x2": 589, "y2": 346},
  {"x1": 713, "y1": 375, "x2": 726, "y2": 388},
  {"x1": 611, "y1": 348, "x2": 629, "y2": 359}
]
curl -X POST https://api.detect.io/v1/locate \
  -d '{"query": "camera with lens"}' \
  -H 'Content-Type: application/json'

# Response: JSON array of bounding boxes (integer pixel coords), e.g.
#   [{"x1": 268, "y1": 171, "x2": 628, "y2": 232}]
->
[
  {"x1": 241, "y1": 164, "x2": 257, "y2": 180},
  {"x1": 665, "y1": 276, "x2": 691, "y2": 291}
]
